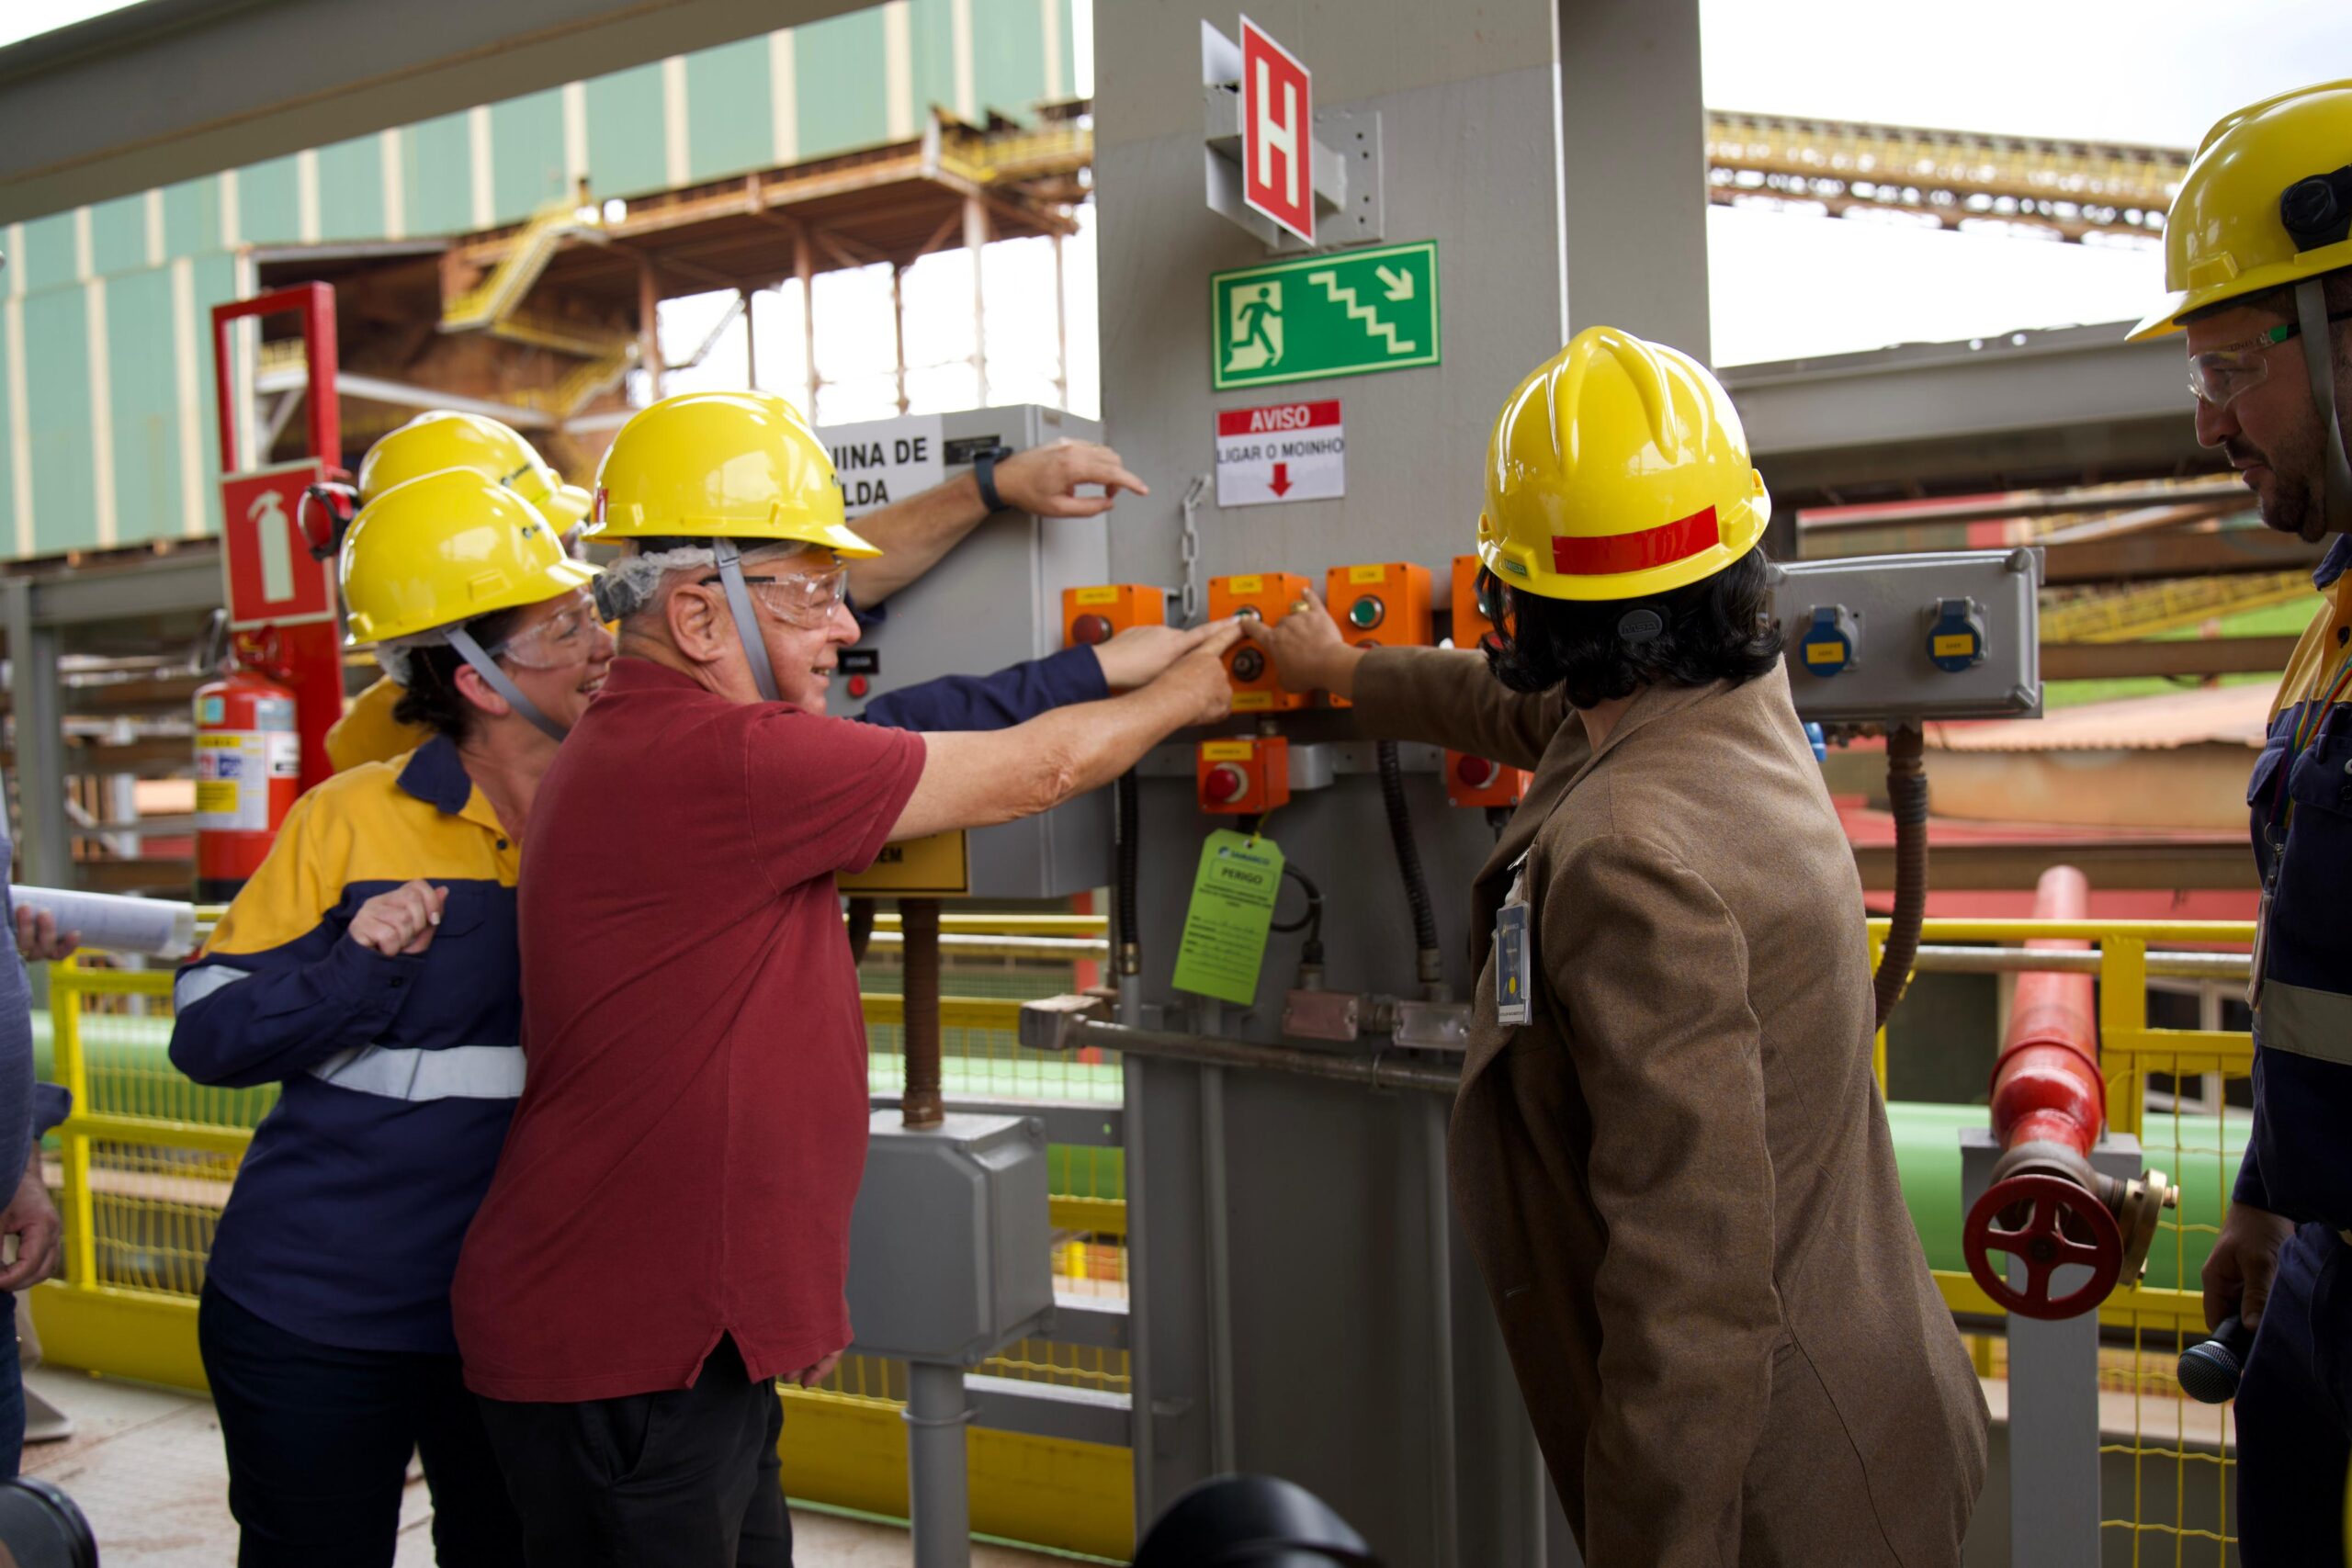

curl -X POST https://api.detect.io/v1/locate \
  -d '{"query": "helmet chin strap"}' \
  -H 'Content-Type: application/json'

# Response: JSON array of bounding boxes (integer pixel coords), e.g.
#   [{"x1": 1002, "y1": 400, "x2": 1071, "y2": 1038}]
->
[
  {"x1": 2294, "y1": 276, "x2": 2352, "y2": 538},
  {"x1": 712, "y1": 536, "x2": 784, "y2": 703},
  {"x1": 445, "y1": 626, "x2": 570, "y2": 743}
]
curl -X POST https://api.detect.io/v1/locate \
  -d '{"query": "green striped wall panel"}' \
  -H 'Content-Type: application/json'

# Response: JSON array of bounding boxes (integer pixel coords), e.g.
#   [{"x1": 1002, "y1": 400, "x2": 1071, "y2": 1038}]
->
[
  {"x1": 20, "y1": 288, "x2": 98, "y2": 553},
  {"x1": 190, "y1": 253, "x2": 243, "y2": 537},
  {"x1": 405, "y1": 115, "x2": 475, "y2": 237},
  {"x1": 17, "y1": 215, "x2": 78, "y2": 294},
  {"x1": 315, "y1": 137, "x2": 388, "y2": 244},
  {"x1": 89, "y1": 195, "x2": 148, "y2": 277},
  {"x1": 101, "y1": 266, "x2": 181, "y2": 547},
  {"x1": 586, "y1": 63, "x2": 667, "y2": 201},
  {"x1": 910, "y1": 0, "x2": 957, "y2": 120},
  {"x1": 492, "y1": 91, "x2": 569, "y2": 227},
  {"x1": 974, "y1": 0, "x2": 1048, "y2": 123},
  {"x1": 686, "y1": 39, "x2": 775, "y2": 186},
  {"x1": 796, "y1": 7, "x2": 891, "y2": 162},
  {"x1": 239, "y1": 156, "x2": 302, "y2": 246},
  {"x1": 162, "y1": 178, "x2": 221, "y2": 259}
]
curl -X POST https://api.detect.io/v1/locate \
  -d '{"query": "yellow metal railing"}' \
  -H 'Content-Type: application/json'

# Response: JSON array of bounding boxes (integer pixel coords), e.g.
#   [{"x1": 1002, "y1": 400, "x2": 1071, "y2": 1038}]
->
[{"x1": 2042, "y1": 570, "x2": 2319, "y2": 644}]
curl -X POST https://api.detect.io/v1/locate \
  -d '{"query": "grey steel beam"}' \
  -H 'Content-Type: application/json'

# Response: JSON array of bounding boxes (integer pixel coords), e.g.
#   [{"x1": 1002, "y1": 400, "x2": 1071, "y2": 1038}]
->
[
  {"x1": 2042, "y1": 529, "x2": 2324, "y2": 585},
  {"x1": 1724, "y1": 322, "x2": 2213, "y2": 508},
  {"x1": 1046, "y1": 1293, "x2": 1128, "y2": 1353},
  {"x1": 0, "y1": 0, "x2": 865, "y2": 222},
  {"x1": 23, "y1": 552, "x2": 223, "y2": 626},
  {"x1": 1852, "y1": 840, "x2": 2254, "y2": 893},
  {"x1": 965, "y1": 1374, "x2": 1130, "y2": 1448},
  {"x1": 2040, "y1": 637, "x2": 2298, "y2": 682}
]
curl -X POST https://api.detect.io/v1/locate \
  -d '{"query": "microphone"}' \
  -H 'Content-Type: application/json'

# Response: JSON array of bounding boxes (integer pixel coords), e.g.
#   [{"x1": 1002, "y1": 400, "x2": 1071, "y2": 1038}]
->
[{"x1": 2177, "y1": 1314, "x2": 2256, "y2": 1404}]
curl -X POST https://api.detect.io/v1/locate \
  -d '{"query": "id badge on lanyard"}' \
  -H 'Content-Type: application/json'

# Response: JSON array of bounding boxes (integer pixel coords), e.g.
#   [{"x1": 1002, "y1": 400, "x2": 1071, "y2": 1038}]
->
[{"x1": 1494, "y1": 856, "x2": 1533, "y2": 1026}]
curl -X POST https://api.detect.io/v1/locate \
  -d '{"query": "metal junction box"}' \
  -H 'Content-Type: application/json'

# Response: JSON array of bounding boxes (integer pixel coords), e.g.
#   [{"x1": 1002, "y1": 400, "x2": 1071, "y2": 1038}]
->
[
  {"x1": 844, "y1": 1112, "x2": 1055, "y2": 1366},
  {"x1": 820, "y1": 405, "x2": 1113, "y2": 897},
  {"x1": 1770, "y1": 548, "x2": 2043, "y2": 726}
]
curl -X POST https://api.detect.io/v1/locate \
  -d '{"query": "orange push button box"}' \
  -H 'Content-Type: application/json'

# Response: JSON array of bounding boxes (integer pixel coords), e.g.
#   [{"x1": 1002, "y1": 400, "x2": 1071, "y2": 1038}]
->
[
  {"x1": 1196, "y1": 736, "x2": 1290, "y2": 815},
  {"x1": 1452, "y1": 553, "x2": 1503, "y2": 650},
  {"x1": 1208, "y1": 573, "x2": 1313, "y2": 712},
  {"x1": 1062, "y1": 583, "x2": 1166, "y2": 649},
  {"x1": 1325, "y1": 561, "x2": 1432, "y2": 708},
  {"x1": 1445, "y1": 750, "x2": 1529, "y2": 809}
]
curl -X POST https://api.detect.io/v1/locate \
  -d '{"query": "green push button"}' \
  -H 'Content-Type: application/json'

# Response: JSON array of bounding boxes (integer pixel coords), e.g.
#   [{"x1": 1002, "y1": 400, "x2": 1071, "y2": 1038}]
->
[{"x1": 1349, "y1": 595, "x2": 1385, "y2": 631}]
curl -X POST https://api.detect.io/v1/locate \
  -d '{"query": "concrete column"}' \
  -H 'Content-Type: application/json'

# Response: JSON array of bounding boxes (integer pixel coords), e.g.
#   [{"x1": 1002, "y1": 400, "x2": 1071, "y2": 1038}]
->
[{"x1": 1555, "y1": 0, "x2": 1711, "y2": 358}]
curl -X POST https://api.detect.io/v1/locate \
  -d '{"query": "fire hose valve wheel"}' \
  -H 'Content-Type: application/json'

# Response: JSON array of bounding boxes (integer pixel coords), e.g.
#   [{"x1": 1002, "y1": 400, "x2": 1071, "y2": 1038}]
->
[{"x1": 1962, "y1": 1172, "x2": 2126, "y2": 1322}]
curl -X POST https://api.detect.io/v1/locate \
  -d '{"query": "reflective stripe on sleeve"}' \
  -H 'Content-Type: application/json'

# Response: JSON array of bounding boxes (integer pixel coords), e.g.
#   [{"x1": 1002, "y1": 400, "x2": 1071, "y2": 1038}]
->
[
  {"x1": 173, "y1": 964, "x2": 252, "y2": 1010},
  {"x1": 307, "y1": 1044, "x2": 526, "y2": 1102},
  {"x1": 2258, "y1": 981, "x2": 2352, "y2": 1068}
]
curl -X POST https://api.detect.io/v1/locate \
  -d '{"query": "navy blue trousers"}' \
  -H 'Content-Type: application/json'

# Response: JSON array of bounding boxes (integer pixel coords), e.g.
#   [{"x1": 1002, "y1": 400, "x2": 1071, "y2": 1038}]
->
[
  {"x1": 198, "y1": 1281, "x2": 523, "y2": 1568},
  {"x1": 2236, "y1": 1224, "x2": 2352, "y2": 1567}
]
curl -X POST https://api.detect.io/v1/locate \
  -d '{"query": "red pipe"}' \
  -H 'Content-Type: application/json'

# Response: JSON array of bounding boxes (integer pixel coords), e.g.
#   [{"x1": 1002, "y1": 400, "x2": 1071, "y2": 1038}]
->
[
  {"x1": 1962, "y1": 864, "x2": 2129, "y2": 1320},
  {"x1": 1985, "y1": 865, "x2": 2102, "y2": 1160}
]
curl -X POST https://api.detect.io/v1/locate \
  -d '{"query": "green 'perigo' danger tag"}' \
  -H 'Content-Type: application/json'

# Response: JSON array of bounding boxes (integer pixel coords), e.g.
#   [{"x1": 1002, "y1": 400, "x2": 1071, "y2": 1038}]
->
[{"x1": 1170, "y1": 830, "x2": 1286, "y2": 1006}]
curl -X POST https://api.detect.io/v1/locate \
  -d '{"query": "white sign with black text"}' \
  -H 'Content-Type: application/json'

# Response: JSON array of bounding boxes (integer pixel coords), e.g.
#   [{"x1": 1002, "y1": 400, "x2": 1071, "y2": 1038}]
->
[
  {"x1": 1214, "y1": 400, "x2": 1344, "y2": 508},
  {"x1": 819, "y1": 413, "x2": 947, "y2": 519}
]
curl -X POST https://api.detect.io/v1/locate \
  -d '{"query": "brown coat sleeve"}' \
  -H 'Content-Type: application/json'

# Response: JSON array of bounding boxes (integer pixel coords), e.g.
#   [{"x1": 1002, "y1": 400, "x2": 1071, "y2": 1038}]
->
[
  {"x1": 1540, "y1": 831, "x2": 1781, "y2": 1567},
  {"x1": 1350, "y1": 646, "x2": 1569, "y2": 769}
]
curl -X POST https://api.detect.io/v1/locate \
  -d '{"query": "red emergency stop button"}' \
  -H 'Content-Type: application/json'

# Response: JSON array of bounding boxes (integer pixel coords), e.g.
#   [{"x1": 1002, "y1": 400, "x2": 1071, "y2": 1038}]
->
[
  {"x1": 1454, "y1": 754, "x2": 1499, "y2": 790},
  {"x1": 1071, "y1": 614, "x2": 1114, "y2": 646},
  {"x1": 848, "y1": 675, "x2": 869, "y2": 698},
  {"x1": 1204, "y1": 763, "x2": 1247, "y2": 805}
]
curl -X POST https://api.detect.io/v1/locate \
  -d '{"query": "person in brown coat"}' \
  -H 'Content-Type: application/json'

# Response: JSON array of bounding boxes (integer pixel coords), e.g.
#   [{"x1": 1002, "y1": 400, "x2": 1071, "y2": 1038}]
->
[{"x1": 1241, "y1": 325, "x2": 1988, "y2": 1566}]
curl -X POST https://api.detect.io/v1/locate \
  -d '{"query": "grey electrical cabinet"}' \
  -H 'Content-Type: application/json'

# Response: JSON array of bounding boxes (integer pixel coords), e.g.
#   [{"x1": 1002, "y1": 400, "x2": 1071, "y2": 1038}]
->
[
  {"x1": 844, "y1": 1112, "x2": 1056, "y2": 1366},
  {"x1": 820, "y1": 405, "x2": 1114, "y2": 898},
  {"x1": 1770, "y1": 548, "x2": 2044, "y2": 726}
]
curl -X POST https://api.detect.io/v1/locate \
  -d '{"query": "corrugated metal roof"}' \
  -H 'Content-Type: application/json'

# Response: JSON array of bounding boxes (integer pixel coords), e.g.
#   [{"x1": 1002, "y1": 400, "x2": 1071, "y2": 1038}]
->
[{"x1": 1927, "y1": 682, "x2": 2272, "y2": 754}]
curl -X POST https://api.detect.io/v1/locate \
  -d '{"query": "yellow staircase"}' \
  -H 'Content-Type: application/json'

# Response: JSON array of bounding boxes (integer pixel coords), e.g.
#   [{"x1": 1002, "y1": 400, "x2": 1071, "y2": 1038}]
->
[{"x1": 440, "y1": 204, "x2": 608, "y2": 338}]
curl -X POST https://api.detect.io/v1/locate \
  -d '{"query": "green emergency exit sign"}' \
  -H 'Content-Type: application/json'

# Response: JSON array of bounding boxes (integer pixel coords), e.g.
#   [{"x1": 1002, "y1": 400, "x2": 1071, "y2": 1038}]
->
[{"x1": 1210, "y1": 241, "x2": 1442, "y2": 391}]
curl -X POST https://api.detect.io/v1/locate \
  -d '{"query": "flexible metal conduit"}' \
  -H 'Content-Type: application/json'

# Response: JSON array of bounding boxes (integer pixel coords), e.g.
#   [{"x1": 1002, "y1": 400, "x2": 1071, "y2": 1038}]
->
[
  {"x1": 900, "y1": 898, "x2": 944, "y2": 1129},
  {"x1": 1873, "y1": 724, "x2": 1929, "y2": 1027}
]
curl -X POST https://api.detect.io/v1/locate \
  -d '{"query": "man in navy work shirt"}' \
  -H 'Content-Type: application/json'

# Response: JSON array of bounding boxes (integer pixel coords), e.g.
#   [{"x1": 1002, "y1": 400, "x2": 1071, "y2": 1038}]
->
[{"x1": 2130, "y1": 80, "x2": 2352, "y2": 1564}]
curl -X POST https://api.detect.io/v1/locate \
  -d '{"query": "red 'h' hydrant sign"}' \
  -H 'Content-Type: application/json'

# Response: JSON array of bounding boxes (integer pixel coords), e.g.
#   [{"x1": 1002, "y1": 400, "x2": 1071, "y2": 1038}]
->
[{"x1": 1240, "y1": 17, "x2": 1313, "y2": 243}]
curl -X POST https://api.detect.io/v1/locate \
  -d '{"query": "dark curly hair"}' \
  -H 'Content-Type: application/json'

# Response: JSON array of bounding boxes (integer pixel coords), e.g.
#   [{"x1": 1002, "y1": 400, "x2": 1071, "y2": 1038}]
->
[
  {"x1": 389, "y1": 604, "x2": 530, "y2": 744},
  {"x1": 1481, "y1": 547, "x2": 1782, "y2": 710}
]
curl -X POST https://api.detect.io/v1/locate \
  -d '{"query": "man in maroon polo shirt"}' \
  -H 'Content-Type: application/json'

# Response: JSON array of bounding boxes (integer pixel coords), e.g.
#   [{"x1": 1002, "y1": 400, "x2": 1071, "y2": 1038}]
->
[{"x1": 450, "y1": 390, "x2": 1235, "y2": 1565}]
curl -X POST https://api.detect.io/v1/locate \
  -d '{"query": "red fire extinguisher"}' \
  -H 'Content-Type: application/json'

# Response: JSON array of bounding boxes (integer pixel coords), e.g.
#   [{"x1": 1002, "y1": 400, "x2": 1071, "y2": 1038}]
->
[{"x1": 194, "y1": 641, "x2": 302, "y2": 903}]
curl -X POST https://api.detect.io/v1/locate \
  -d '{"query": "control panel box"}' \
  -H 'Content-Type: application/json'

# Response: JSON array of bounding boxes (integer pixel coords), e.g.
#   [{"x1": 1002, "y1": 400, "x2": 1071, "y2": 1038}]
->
[
  {"x1": 825, "y1": 405, "x2": 1113, "y2": 897},
  {"x1": 1450, "y1": 553, "x2": 1496, "y2": 650},
  {"x1": 1444, "y1": 751, "x2": 1527, "y2": 810},
  {"x1": 1770, "y1": 548, "x2": 2043, "y2": 726},
  {"x1": 1324, "y1": 561, "x2": 1431, "y2": 709},
  {"x1": 1209, "y1": 573, "x2": 1315, "y2": 711},
  {"x1": 846, "y1": 1112, "x2": 1055, "y2": 1365}
]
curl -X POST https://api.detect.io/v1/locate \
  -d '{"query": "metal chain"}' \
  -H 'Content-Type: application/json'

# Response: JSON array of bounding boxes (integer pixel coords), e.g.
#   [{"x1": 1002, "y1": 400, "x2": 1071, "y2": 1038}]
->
[{"x1": 1179, "y1": 473, "x2": 1207, "y2": 623}]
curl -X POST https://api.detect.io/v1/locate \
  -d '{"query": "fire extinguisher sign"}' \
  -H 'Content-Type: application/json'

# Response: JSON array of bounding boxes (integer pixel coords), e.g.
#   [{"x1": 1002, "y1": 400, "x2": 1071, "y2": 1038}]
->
[
  {"x1": 196, "y1": 703, "x2": 300, "y2": 832},
  {"x1": 220, "y1": 460, "x2": 336, "y2": 631}
]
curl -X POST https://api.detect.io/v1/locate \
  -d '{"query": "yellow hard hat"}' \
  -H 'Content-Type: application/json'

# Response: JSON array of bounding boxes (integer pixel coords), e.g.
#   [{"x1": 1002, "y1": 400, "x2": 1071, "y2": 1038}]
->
[
  {"x1": 2131, "y1": 80, "x2": 2352, "y2": 340},
  {"x1": 341, "y1": 468, "x2": 599, "y2": 646},
  {"x1": 586, "y1": 389, "x2": 879, "y2": 557},
  {"x1": 357, "y1": 410, "x2": 594, "y2": 529},
  {"x1": 1476, "y1": 326, "x2": 1770, "y2": 602}
]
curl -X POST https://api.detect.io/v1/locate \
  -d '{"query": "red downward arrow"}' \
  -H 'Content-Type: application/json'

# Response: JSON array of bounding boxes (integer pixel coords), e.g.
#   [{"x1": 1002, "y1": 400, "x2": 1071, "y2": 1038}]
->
[{"x1": 1269, "y1": 462, "x2": 1293, "y2": 498}]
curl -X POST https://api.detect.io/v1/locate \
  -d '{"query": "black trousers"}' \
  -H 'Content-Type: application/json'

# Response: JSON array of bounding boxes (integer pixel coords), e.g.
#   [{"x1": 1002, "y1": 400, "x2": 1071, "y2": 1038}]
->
[
  {"x1": 197, "y1": 1280, "x2": 525, "y2": 1568},
  {"x1": 476, "y1": 1335, "x2": 792, "y2": 1567},
  {"x1": 2237, "y1": 1224, "x2": 2352, "y2": 1566}
]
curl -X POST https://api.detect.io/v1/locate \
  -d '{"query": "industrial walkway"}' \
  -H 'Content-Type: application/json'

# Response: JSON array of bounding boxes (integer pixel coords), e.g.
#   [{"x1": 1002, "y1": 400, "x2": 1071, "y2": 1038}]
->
[{"x1": 16, "y1": 1365, "x2": 1068, "y2": 1567}]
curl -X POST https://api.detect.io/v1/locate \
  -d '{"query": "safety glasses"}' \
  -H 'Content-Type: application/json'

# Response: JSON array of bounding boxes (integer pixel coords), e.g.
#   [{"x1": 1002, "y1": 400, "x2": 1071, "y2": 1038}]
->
[
  {"x1": 489, "y1": 591, "x2": 609, "y2": 671},
  {"x1": 703, "y1": 558, "x2": 852, "y2": 628},
  {"x1": 2188, "y1": 306, "x2": 2352, "y2": 408}
]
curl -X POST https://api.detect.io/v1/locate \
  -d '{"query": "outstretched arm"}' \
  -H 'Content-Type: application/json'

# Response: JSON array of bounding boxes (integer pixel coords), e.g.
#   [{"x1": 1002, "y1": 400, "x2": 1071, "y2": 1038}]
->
[{"x1": 844, "y1": 440, "x2": 1150, "y2": 606}]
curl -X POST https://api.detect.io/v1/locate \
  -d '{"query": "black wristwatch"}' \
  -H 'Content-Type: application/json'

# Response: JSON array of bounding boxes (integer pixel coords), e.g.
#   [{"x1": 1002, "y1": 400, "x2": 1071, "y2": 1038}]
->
[{"x1": 972, "y1": 445, "x2": 1016, "y2": 513}]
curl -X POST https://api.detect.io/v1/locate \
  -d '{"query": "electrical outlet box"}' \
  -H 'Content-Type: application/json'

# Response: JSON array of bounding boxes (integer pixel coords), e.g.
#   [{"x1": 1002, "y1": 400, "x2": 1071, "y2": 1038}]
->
[
  {"x1": 1209, "y1": 573, "x2": 1315, "y2": 711},
  {"x1": 1770, "y1": 549, "x2": 2043, "y2": 725}
]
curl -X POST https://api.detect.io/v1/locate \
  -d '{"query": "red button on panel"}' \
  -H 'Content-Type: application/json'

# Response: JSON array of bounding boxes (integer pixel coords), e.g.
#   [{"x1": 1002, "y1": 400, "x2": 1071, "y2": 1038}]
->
[
  {"x1": 1071, "y1": 614, "x2": 1114, "y2": 646},
  {"x1": 1454, "y1": 755, "x2": 1499, "y2": 789},
  {"x1": 1204, "y1": 763, "x2": 1247, "y2": 805},
  {"x1": 848, "y1": 675, "x2": 869, "y2": 698}
]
